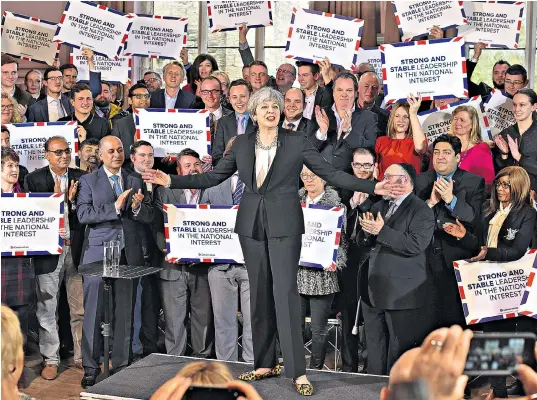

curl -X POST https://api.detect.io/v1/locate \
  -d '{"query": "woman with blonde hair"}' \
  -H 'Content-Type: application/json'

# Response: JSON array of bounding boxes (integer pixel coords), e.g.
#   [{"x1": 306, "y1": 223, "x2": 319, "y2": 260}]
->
[
  {"x1": 443, "y1": 165, "x2": 537, "y2": 398},
  {"x1": 448, "y1": 104, "x2": 495, "y2": 192},
  {"x1": 1, "y1": 92, "x2": 23, "y2": 124},
  {"x1": 375, "y1": 94, "x2": 427, "y2": 180}
]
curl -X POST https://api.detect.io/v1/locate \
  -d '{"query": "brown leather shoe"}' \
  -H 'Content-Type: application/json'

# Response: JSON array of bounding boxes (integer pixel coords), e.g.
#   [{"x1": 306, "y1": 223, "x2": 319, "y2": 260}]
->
[{"x1": 41, "y1": 364, "x2": 58, "y2": 380}]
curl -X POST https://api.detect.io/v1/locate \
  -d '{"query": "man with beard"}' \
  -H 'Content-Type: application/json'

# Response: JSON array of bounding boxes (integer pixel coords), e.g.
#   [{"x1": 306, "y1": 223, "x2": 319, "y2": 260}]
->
[
  {"x1": 95, "y1": 81, "x2": 127, "y2": 126},
  {"x1": 152, "y1": 148, "x2": 214, "y2": 358},
  {"x1": 143, "y1": 71, "x2": 162, "y2": 93},
  {"x1": 467, "y1": 41, "x2": 511, "y2": 101},
  {"x1": 78, "y1": 138, "x2": 101, "y2": 172},
  {"x1": 359, "y1": 163, "x2": 435, "y2": 375}
]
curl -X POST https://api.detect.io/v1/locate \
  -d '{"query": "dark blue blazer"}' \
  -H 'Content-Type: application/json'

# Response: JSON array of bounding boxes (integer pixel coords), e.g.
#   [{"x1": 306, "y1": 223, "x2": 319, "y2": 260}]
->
[
  {"x1": 27, "y1": 94, "x2": 74, "y2": 122},
  {"x1": 149, "y1": 88, "x2": 203, "y2": 109}
]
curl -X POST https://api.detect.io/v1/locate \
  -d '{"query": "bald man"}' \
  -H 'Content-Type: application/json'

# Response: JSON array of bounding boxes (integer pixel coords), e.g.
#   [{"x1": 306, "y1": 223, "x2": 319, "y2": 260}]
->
[
  {"x1": 77, "y1": 136, "x2": 153, "y2": 388},
  {"x1": 357, "y1": 72, "x2": 390, "y2": 136}
]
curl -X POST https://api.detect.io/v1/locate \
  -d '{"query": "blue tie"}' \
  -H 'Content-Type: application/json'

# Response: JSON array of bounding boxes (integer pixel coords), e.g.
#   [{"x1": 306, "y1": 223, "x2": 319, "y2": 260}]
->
[
  {"x1": 110, "y1": 175, "x2": 122, "y2": 197},
  {"x1": 232, "y1": 176, "x2": 243, "y2": 205}
]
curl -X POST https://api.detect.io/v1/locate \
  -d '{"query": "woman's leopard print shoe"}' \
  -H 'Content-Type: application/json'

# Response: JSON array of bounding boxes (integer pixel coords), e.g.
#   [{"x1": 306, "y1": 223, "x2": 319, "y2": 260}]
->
[
  {"x1": 293, "y1": 379, "x2": 314, "y2": 396},
  {"x1": 238, "y1": 365, "x2": 281, "y2": 381}
]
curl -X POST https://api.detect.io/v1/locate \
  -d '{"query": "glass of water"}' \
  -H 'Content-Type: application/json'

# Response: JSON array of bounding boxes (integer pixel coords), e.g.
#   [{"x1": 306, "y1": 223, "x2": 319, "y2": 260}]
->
[{"x1": 104, "y1": 240, "x2": 120, "y2": 276}]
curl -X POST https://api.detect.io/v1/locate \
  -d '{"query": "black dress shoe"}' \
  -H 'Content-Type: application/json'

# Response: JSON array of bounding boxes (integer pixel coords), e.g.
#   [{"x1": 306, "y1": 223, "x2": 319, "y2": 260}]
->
[{"x1": 81, "y1": 372, "x2": 98, "y2": 389}]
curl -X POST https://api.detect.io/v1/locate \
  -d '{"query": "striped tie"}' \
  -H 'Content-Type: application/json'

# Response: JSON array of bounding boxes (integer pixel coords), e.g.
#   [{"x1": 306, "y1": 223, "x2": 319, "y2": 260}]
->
[{"x1": 232, "y1": 177, "x2": 243, "y2": 205}]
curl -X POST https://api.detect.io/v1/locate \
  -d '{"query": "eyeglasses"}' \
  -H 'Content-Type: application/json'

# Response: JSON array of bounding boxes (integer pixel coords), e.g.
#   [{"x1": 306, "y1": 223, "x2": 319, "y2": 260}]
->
[
  {"x1": 382, "y1": 174, "x2": 407, "y2": 181},
  {"x1": 132, "y1": 94, "x2": 151, "y2": 100},
  {"x1": 277, "y1": 68, "x2": 294, "y2": 75},
  {"x1": 47, "y1": 148, "x2": 72, "y2": 156},
  {"x1": 494, "y1": 180, "x2": 511, "y2": 189},
  {"x1": 351, "y1": 162, "x2": 374, "y2": 170},
  {"x1": 300, "y1": 173, "x2": 317, "y2": 181},
  {"x1": 200, "y1": 89, "x2": 221, "y2": 96},
  {"x1": 46, "y1": 76, "x2": 63, "y2": 82},
  {"x1": 144, "y1": 78, "x2": 160, "y2": 84},
  {"x1": 1, "y1": 105, "x2": 14, "y2": 111},
  {"x1": 504, "y1": 80, "x2": 524, "y2": 86}
]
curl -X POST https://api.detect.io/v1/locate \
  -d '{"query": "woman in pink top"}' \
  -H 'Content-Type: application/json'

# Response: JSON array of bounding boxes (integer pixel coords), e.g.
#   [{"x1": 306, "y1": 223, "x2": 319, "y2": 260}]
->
[
  {"x1": 375, "y1": 94, "x2": 428, "y2": 180},
  {"x1": 450, "y1": 105, "x2": 495, "y2": 193}
]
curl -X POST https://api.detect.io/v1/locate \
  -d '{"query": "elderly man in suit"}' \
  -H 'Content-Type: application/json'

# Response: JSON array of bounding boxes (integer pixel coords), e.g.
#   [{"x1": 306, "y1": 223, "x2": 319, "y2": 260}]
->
[
  {"x1": 77, "y1": 136, "x2": 153, "y2": 388},
  {"x1": 200, "y1": 138, "x2": 253, "y2": 363},
  {"x1": 415, "y1": 134, "x2": 485, "y2": 329},
  {"x1": 24, "y1": 136, "x2": 86, "y2": 379},
  {"x1": 309, "y1": 72, "x2": 378, "y2": 174},
  {"x1": 152, "y1": 148, "x2": 214, "y2": 358},
  {"x1": 212, "y1": 79, "x2": 255, "y2": 166},
  {"x1": 149, "y1": 61, "x2": 202, "y2": 109},
  {"x1": 357, "y1": 72, "x2": 390, "y2": 136},
  {"x1": 28, "y1": 67, "x2": 73, "y2": 122},
  {"x1": 359, "y1": 163, "x2": 435, "y2": 375}
]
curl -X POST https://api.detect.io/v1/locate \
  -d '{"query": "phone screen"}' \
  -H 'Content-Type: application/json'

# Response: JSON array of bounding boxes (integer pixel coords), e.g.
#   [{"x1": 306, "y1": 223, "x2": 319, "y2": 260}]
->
[{"x1": 464, "y1": 333, "x2": 536, "y2": 375}]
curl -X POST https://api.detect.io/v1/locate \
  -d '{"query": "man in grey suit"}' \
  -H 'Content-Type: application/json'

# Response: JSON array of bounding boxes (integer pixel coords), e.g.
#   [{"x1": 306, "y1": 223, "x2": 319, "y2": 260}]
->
[
  {"x1": 200, "y1": 139, "x2": 253, "y2": 363},
  {"x1": 77, "y1": 136, "x2": 153, "y2": 388},
  {"x1": 152, "y1": 148, "x2": 214, "y2": 358}
]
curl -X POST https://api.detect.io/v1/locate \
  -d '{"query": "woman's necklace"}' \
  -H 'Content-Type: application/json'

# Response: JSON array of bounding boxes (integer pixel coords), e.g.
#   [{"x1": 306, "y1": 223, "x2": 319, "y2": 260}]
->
[
  {"x1": 458, "y1": 139, "x2": 472, "y2": 166},
  {"x1": 256, "y1": 131, "x2": 278, "y2": 150}
]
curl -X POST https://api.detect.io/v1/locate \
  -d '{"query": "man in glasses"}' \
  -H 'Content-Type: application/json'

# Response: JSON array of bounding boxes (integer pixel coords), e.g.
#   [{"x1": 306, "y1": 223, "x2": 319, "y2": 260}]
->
[
  {"x1": 143, "y1": 71, "x2": 162, "y2": 93},
  {"x1": 415, "y1": 134, "x2": 485, "y2": 330},
  {"x1": 24, "y1": 136, "x2": 87, "y2": 379},
  {"x1": 1, "y1": 54, "x2": 35, "y2": 117},
  {"x1": 112, "y1": 82, "x2": 152, "y2": 168},
  {"x1": 200, "y1": 76, "x2": 233, "y2": 148},
  {"x1": 28, "y1": 67, "x2": 74, "y2": 122},
  {"x1": 504, "y1": 64, "x2": 529, "y2": 98},
  {"x1": 339, "y1": 148, "x2": 379, "y2": 373},
  {"x1": 359, "y1": 163, "x2": 435, "y2": 375},
  {"x1": 466, "y1": 42, "x2": 511, "y2": 101}
]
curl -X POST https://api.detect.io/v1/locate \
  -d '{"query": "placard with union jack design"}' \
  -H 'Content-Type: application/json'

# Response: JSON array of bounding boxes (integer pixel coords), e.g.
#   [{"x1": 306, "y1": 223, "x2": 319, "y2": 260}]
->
[
  {"x1": 1, "y1": 193, "x2": 64, "y2": 257},
  {"x1": 519, "y1": 253, "x2": 537, "y2": 320},
  {"x1": 208, "y1": 1, "x2": 273, "y2": 33}
]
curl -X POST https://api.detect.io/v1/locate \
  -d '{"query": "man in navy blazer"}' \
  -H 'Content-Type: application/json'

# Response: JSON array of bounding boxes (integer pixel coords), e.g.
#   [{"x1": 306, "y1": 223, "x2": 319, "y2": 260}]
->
[
  {"x1": 149, "y1": 61, "x2": 203, "y2": 109},
  {"x1": 77, "y1": 136, "x2": 153, "y2": 388},
  {"x1": 28, "y1": 67, "x2": 74, "y2": 122}
]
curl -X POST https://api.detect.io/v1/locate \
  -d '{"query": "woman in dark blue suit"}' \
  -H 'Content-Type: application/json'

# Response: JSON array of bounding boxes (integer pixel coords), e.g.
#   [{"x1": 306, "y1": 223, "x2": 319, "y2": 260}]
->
[{"x1": 143, "y1": 87, "x2": 398, "y2": 396}]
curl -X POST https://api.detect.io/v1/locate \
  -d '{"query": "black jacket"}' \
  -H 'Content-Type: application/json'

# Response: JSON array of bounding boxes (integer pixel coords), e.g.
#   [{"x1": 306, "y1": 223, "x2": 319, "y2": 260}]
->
[
  {"x1": 367, "y1": 193, "x2": 435, "y2": 310},
  {"x1": 58, "y1": 113, "x2": 111, "y2": 141},
  {"x1": 212, "y1": 112, "x2": 256, "y2": 167},
  {"x1": 169, "y1": 129, "x2": 377, "y2": 240},
  {"x1": 149, "y1": 88, "x2": 203, "y2": 109},
  {"x1": 24, "y1": 166, "x2": 87, "y2": 274}
]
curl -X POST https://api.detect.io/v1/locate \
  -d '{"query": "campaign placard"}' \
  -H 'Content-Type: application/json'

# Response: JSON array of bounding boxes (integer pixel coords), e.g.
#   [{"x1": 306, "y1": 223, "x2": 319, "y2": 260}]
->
[
  {"x1": 285, "y1": 8, "x2": 364, "y2": 70},
  {"x1": 354, "y1": 47, "x2": 383, "y2": 80},
  {"x1": 418, "y1": 96, "x2": 492, "y2": 142},
  {"x1": 1, "y1": 11, "x2": 61, "y2": 65},
  {"x1": 1, "y1": 193, "x2": 64, "y2": 256},
  {"x1": 123, "y1": 14, "x2": 187, "y2": 59},
  {"x1": 53, "y1": 1, "x2": 132, "y2": 60},
  {"x1": 164, "y1": 204, "x2": 244, "y2": 264},
  {"x1": 70, "y1": 47, "x2": 131, "y2": 84},
  {"x1": 458, "y1": 1, "x2": 525, "y2": 49},
  {"x1": 519, "y1": 254, "x2": 537, "y2": 319},
  {"x1": 484, "y1": 89, "x2": 515, "y2": 137},
  {"x1": 392, "y1": 1, "x2": 468, "y2": 42},
  {"x1": 300, "y1": 204, "x2": 344, "y2": 270},
  {"x1": 381, "y1": 37, "x2": 468, "y2": 104},
  {"x1": 453, "y1": 250, "x2": 535, "y2": 325},
  {"x1": 5, "y1": 122, "x2": 78, "y2": 172},
  {"x1": 135, "y1": 109, "x2": 211, "y2": 158},
  {"x1": 207, "y1": 1, "x2": 273, "y2": 32}
]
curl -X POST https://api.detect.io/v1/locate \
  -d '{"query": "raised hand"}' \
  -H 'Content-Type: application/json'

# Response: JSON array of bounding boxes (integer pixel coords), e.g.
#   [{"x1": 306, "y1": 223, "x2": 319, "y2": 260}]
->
[
  {"x1": 54, "y1": 178, "x2": 63, "y2": 193},
  {"x1": 470, "y1": 246, "x2": 488, "y2": 262},
  {"x1": 314, "y1": 106, "x2": 329, "y2": 134},
  {"x1": 114, "y1": 188, "x2": 132, "y2": 211},
  {"x1": 131, "y1": 189, "x2": 144, "y2": 210},
  {"x1": 141, "y1": 170, "x2": 171, "y2": 187},
  {"x1": 68, "y1": 180, "x2": 79, "y2": 202},
  {"x1": 239, "y1": 23, "x2": 249, "y2": 43},
  {"x1": 443, "y1": 219, "x2": 466, "y2": 239},
  {"x1": 77, "y1": 126, "x2": 87, "y2": 143},
  {"x1": 428, "y1": 25, "x2": 443, "y2": 40},
  {"x1": 318, "y1": 57, "x2": 332, "y2": 85},
  {"x1": 407, "y1": 92, "x2": 422, "y2": 115},
  {"x1": 494, "y1": 135, "x2": 509, "y2": 154},
  {"x1": 434, "y1": 177, "x2": 454, "y2": 204},
  {"x1": 507, "y1": 135, "x2": 521, "y2": 161}
]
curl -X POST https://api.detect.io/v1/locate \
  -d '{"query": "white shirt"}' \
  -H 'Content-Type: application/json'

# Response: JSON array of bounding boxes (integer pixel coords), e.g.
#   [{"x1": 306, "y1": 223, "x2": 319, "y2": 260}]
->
[
  {"x1": 211, "y1": 106, "x2": 224, "y2": 121},
  {"x1": 283, "y1": 117, "x2": 302, "y2": 131},
  {"x1": 103, "y1": 166, "x2": 123, "y2": 192},
  {"x1": 304, "y1": 87, "x2": 318, "y2": 119},
  {"x1": 47, "y1": 95, "x2": 64, "y2": 122},
  {"x1": 306, "y1": 192, "x2": 324, "y2": 205},
  {"x1": 165, "y1": 88, "x2": 179, "y2": 109},
  {"x1": 255, "y1": 145, "x2": 277, "y2": 187},
  {"x1": 49, "y1": 167, "x2": 68, "y2": 192},
  {"x1": 231, "y1": 172, "x2": 240, "y2": 193},
  {"x1": 183, "y1": 189, "x2": 201, "y2": 204},
  {"x1": 315, "y1": 103, "x2": 356, "y2": 141}
]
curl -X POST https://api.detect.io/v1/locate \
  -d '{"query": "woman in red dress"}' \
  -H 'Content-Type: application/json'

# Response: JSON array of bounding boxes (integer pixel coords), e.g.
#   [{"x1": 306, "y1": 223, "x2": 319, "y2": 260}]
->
[{"x1": 375, "y1": 94, "x2": 427, "y2": 180}]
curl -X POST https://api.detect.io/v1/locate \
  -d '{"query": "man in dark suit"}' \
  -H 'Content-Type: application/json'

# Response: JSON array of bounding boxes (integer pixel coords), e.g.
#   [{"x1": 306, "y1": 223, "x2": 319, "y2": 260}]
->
[
  {"x1": 296, "y1": 61, "x2": 333, "y2": 120},
  {"x1": 357, "y1": 72, "x2": 390, "y2": 136},
  {"x1": 415, "y1": 134, "x2": 485, "y2": 329},
  {"x1": 28, "y1": 67, "x2": 74, "y2": 122},
  {"x1": 359, "y1": 163, "x2": 435, "y2": 375},
  {"x1": 77, "y1": 136, "x2": 153, "y2": 387},
  {"x1": 309, "y1": 72, "x2": 378, "y2": 174},
  {"x1": 152, "y1": 148, "x2": 214, "y2": 358},
  {"x1": 1, "y1": 54, "x2": 35, "y2": 117},
  {"x1": 149, "y1": 61, "x2": 203, "y2": 109},
  {"x1": 24, "y1": 136, "x2": 86, "y2": 379},
  {"x1": 212, "y1": 79, "x2": 255, "y2": 166}
]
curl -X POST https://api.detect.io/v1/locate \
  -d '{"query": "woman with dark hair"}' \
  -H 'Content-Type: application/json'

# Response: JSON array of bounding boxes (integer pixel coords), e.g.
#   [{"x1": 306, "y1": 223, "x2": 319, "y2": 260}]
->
[
  {"x1": 1, "y1": 148, "x2": 35, "y2": 350},
  {"x1": 494, "y1": 88, "x2": 537, "y2": 191},
  {"x1": 184, "y1": 54, "x2": 219, "y2": 96},
  {"x1": 443, "y1": 165, "x2": 537, "y2": 398}
]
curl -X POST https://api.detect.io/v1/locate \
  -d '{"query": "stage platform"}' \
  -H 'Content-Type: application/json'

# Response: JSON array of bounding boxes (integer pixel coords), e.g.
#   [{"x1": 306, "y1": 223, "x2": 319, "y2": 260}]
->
[{"x1": 81, "y1": 354, "x2": 389, "y2": 399}]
